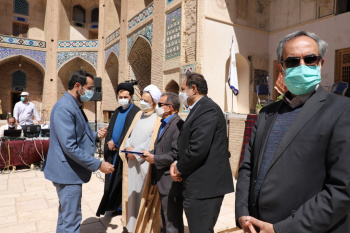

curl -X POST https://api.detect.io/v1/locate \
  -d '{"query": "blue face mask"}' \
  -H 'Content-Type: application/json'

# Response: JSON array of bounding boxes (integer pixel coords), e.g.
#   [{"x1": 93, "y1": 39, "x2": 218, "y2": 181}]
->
[
  {"x1": 79, "y1": 86, "x2": 94, "y2": 102},
  {"x1": 20, "y1": 97, "x2": 26, "y2": 102},
  {"x1": 284, "y1": 65, "x2": 321, "y2": 95}
]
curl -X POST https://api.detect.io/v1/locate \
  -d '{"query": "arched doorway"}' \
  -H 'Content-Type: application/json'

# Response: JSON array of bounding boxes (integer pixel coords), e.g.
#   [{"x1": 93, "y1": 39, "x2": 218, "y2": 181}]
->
[
  {"x1": 57, "y1": 57, "x2": 96, "y2": 120},
  {"x1": 128, "y1": 36, "x2": 152, "y2": 96},
  {"x1": 0, "y1": 55, "x2": 44, "y2": 120},
  {"x1": 104, "y1": 51, "x2": 119, "y2": 112}
]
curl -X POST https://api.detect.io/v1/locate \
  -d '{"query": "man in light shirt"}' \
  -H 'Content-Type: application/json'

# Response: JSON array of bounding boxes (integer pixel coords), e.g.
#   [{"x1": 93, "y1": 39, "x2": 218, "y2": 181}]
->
[
  {"x1": 13, "y1": 92, "x2": 43, "y2": 126},
  {"x1": 0, "y1": 117, "x2": 23, "y2": 137}
]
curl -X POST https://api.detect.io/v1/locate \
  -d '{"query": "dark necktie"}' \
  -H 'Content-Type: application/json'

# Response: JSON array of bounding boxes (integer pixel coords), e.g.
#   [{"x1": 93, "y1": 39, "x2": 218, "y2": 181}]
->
[{"x1": 79, "y1": 107, "x2": 88, "y2": 122}]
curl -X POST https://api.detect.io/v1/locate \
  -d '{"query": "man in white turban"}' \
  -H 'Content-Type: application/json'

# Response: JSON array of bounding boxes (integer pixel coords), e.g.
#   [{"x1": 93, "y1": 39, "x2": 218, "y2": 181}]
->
[{"x1": 119, "y1": 84, "x2": 162, "y2": 233}]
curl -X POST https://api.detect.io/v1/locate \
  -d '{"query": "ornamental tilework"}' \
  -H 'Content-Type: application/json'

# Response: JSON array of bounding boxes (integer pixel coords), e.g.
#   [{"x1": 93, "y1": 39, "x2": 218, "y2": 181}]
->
[
  {"x1": 0, "y1": 35, "x2": 46, "y2": 48},
  {"x1": 58, "y1": 40, "x2": 98, "y2": 48},
  {"x1": 57, "y1": 52, "x2": 98, "y2": 70},
  {"x1": 0, "y1": 47, "x2": 46, "y2": 69},
  {"x1": 165, "y1": 7, "x2": 181, "y2": 60},
  {"x1": 127, "y1": 22, "x2": 153, "y2": 55},
  {"x1": 105, "y1": 42, "x2": 120, "y2": 65},
  {"x1": 106, "y1": 28, "x2": 120, "y2": 45},
  {"x1": 167, "y1": 0, "x2": 175, "y2": 4},
  {"x1": 128, "y1": 3, "x2": 154, "y2": 30}
]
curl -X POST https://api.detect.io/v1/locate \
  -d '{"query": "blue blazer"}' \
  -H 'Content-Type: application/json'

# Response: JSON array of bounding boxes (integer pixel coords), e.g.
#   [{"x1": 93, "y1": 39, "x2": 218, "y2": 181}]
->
[{"x1": 43, "y1": 92, "x2": 101, "y2": 184}]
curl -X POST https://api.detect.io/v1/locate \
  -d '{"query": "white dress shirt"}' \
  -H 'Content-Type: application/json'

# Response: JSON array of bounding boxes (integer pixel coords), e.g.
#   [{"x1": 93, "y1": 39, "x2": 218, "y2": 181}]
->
[
  {"x1": 13, "y1": 101, "x2": 41, "y2": 125},
  {"x1": 0, "y1": 124, "x2": 23, "y2": 137}
]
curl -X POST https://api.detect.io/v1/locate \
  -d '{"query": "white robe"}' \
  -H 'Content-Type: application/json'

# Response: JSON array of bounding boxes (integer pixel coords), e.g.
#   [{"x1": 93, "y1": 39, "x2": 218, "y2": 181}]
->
[{"x1": 125, "y1": 111, "x2": 157, "y2": 232}]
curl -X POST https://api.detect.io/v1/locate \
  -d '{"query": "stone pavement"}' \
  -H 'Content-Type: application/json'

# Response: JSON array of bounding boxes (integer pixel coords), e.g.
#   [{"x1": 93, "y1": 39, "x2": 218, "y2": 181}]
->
[{"x1": 0, "y1": 164, "x2": 243, "y2": 233}]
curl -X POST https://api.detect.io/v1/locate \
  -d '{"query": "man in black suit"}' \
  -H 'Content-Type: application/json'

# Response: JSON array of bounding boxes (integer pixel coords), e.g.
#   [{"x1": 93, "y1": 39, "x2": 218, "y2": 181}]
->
[
  {"x1": 236, "y1": 31, "x2": 350, "y2": 233},
  {"x1": 96, "y1": 82, "x2": 140, "y2": 217},
  {"x1": 142, "y1": 92, "x2": 184, "y2": 233},
  {"x1": 170, "y1": 73, "x2": 234, "y2": 233}
]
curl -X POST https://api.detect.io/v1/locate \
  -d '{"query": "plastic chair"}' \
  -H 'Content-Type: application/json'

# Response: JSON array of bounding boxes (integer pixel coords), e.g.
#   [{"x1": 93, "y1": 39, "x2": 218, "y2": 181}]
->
[
  {"x1": 331, "y1": 82, "x2": 349, "y2": 96},
  {"x1": 256, "y1": 84, "x2": 272, "y2": 105}
]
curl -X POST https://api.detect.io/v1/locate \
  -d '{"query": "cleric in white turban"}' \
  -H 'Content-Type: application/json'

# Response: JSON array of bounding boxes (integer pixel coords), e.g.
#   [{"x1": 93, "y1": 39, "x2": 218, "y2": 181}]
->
[{"x1": 118, "y1": 83, "x2": 162, "y2": 232}]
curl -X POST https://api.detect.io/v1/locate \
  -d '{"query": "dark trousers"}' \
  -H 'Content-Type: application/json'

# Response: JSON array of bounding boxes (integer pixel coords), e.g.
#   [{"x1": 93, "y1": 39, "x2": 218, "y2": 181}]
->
[
  {"x1": 183, "y1": 195, "x2": 224, "y2": 233},
  {"x1": 160, "y1": 194, "x2": 184, "y2": 233},
  {"x1": 53, "y1": 182, "x2": 82, "y2": 233}
]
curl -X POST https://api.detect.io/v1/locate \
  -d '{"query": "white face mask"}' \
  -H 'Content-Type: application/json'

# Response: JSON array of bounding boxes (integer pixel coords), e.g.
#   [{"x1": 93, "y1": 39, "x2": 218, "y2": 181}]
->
[
  {"x1": 179, "y1": 90, "x2": 191, "y2": 106},
  {"x1": 8, "y1": 124, "x2": 16, "y2": 129},
  {"x1": 140, "y1": 100, "x2": 153, "y2": 112},
  {"x1": 155, "y1": 105, "x2": 165, "y2": 117},
  {"x1": 119, "y1": 98, "x2": 130, "y2": 109}
]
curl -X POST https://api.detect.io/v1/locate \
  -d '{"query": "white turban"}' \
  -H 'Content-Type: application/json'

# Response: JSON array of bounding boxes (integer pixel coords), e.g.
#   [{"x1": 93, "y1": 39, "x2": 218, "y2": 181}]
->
[{"x1": 143, "y1": 84, "x2": 162, "y2": 103}]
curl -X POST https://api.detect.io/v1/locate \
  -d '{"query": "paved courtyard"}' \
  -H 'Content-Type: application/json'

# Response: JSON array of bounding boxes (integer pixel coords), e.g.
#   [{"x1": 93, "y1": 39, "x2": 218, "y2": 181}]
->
[{"x1": 0, "y1": 162, "x2": 242, "y2": 233}]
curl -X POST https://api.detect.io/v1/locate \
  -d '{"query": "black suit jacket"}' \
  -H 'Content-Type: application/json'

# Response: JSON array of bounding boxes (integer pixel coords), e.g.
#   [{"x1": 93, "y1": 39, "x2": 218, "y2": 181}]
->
[
  {"x1": 177, "y1": 96, "x2": 234, "y2": 199},
  {"x1": 153, "y1": 114, "x2": 184, "y2": 196},
  {"x1": 236, "y1": 86, "x2": 350, "y2": 232}
]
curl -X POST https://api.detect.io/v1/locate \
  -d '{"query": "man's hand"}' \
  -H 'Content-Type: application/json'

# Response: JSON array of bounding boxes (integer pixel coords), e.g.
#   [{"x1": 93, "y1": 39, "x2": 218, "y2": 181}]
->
[
  {"x1": 246, "y1": 216, "x2": 275, "y2": 233},
  {"x1": 38, "y1": 120, "x2": 44, "y2": 124},
  {"x1": 140, "y1": 151, "x2": 154, "y2": 164},
  {"x1": 99, "y1": 161, "x2": 115, "y2": 174},
  {"x1": 107, "y1": 140, "x2": 117, "y2": 151},
  {"x1": 97, "y1": 126, "x2": 108, "y2": 139},
  {"x1": 238, "y1": 216, "x2": 252, "y2": 233},
  {"x1": 125, "y1": 147, "x2": 136, "y2": 160},
  {"x1": 170, "y1": 161, "x2": 182, "y2": 182}
]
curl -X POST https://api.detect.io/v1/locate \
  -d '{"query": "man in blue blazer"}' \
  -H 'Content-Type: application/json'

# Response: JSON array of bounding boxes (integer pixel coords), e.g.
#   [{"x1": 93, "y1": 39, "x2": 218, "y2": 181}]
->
[{"x1": 43, "y1": 70, "x2": 115, "y2": 233}]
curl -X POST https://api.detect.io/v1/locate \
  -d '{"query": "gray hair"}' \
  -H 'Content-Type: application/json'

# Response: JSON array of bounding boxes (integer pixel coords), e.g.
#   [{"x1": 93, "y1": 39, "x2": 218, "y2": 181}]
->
[
  {"x1": 277, "y1": 31, "x2": 328, "y2": 64},
  {"x1": 162, "y1": 92, "x2": 180, "y2": 112}
]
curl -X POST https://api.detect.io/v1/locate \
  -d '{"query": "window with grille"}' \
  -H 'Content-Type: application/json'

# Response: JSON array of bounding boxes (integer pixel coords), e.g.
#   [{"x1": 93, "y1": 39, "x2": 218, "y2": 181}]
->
[
  {"x1": 73, "y1": 5, "x2": 86, "y2": 23},
  {"x1": 12, "y1": 70, "x2": 27, "y2": 88},
  {"x1": 13, "y1": 0, "x2": 29, "y2": 16},
  {"x1": 91, "y1": 8, "x2": 99, "y2": 23},
  {"x1": 335, "y1": 48, "x2": 350, "y2": 85},
  {"x1": 13, "y1": 22, "x2": 28, "y2": 37}
]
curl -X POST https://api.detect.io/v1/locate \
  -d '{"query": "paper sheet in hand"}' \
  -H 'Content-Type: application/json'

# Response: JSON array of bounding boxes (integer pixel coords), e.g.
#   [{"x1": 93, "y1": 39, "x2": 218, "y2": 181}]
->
[{"x1": 120, "y1": 150, "x2": 144, "y2": 156}]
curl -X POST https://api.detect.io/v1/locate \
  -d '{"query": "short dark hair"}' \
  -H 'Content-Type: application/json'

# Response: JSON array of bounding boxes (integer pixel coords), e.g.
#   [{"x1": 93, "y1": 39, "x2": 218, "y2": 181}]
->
[
  {"x1": 68, "y1": 70, "x2": 94, "y2": 90},
  {"x1": 185, "y1": 73, "x2": 208, "y2": 95},
  {"x1": 7, "y1": 116, "x2": 15, "y2": 122},
  {"x1": 162, "y1": 92, "x2": 180, "y2": 112}
]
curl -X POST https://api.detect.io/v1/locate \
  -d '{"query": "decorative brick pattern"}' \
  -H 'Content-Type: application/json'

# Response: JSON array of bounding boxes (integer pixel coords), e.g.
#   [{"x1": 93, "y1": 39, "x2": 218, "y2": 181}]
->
[
  {"x1": 0, "y1": 47, "x2": 46, "y2": 69},
  {"x1": 127, "y1": 22, "x2": 153, "y2": 55},
  {"x1": 106, "y1": 28, "x2": 120, "y2": 45},
  {"x1": 58, "y1": 40, "x2": 98, "y2": 48},
  {"x1": 128, "y1": 3, "x2": 154, "y2": 30},
  {"x1": 0, "y1": 35, "x2": 46, "y2": 48},
  {"x1": 105, "y1": 42, "x2": 120, "y2": 65},
  {"x1": 57, "y1": 52, "x2": 98, "y2": 70},
  {"x1": 165, "y1": 7, "x2": 182, "y2": 60}
]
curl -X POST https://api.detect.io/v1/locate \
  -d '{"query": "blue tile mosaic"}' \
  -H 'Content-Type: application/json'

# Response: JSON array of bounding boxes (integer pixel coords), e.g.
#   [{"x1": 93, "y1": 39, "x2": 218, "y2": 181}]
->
[
  {"x1": 127, "y1": 22, "x2": 153, "y2": 55},
  {"x1": 0, "y1": 47, "x2": 46, "y2": 69},
  {"x1": 0, "y1": 35, "x2": 46, "y2": 48},
  {"x1": 106, "y1": 28, "x2": 120, "y2": 45},
  {"x1": 58, "y1": 40, "x2": 98, "y2": 48},
  {"x1": 128, "y1": 3, "x2": 154, "y2": 30},
  {"x1": 165, "y1": 7, "x2": 181, "y2": 60},
  {"x1": 105, "y1": 42, "x2": 120, "y2": 65},
  {"x1": 167, "y1": 0, "x2": 175, "y2": 4},
  {"x1": 57, "y1": 52, "x2": 98, "y2": 70}
]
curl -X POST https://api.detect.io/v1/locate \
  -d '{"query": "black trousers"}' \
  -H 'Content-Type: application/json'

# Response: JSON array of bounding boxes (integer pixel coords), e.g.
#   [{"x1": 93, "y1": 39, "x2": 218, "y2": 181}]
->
[
  {"x1": 183, "y1": 195, "x2": 224, "y2": 233},
  {"x1": 160, "y1": 194, "x2": 184, "y2": 233}
]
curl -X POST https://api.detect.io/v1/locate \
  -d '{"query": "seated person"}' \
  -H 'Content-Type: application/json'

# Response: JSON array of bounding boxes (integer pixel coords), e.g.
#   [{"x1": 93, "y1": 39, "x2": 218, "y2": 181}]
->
[{"x1": 0, "y1": 117, "x2": 23, "y2": 137}]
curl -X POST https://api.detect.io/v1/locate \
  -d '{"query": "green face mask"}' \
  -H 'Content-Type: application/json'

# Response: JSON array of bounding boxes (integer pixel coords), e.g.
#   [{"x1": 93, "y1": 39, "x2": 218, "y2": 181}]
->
[{"x1": 284, "y1": 65, "x2": 321, "y2": 95}]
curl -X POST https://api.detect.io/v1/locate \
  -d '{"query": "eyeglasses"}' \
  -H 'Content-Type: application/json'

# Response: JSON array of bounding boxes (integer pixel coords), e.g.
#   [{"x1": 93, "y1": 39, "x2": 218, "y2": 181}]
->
[
  {"x1": 281, "y1": 55, "x2": 321, "y2": 68},
  {"x1": 82, "y1": 86, "x2": 95, "y2": 91},
  {"x1": 158, "y1": 102, "x2": 171, "y2": 108}
]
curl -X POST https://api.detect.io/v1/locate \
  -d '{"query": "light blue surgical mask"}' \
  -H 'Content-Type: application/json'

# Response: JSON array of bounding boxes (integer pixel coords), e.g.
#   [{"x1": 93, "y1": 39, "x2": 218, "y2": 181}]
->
[
  {"x1": 20, "y1": 97, "x2": 26, "y2": 102},
  {"x1": 284, "y1": 65, "x2": 321, "y2": 95},
  {"x1": 79, "y1": 86, "x2": 94, "y2": 102}
]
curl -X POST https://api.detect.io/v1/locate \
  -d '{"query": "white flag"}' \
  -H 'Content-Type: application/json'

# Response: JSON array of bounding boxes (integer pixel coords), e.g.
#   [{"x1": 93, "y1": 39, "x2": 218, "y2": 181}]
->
[{"x1": 228, "y1": 39, "x2": 239, "y2": 95}]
